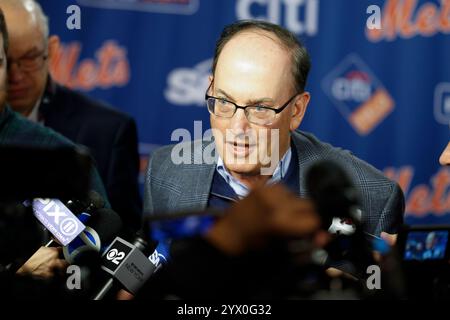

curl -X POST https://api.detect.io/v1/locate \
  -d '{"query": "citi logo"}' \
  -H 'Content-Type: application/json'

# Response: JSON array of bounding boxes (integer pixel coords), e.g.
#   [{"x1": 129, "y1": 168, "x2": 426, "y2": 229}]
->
[
  {"x1": 322, "y1": 54, "x2": 395, "y2": 136},
  {"x1": 236, "y1": 0, "x2": 319, "y2": 36},
  {"x1": 331, "y1": 71, "x2": 372, "y2": 103}
]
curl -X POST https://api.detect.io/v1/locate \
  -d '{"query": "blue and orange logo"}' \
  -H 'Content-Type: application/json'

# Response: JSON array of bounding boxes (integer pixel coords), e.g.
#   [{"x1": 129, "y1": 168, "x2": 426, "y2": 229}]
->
[
  {"x1": 76, "y1": 0, "x2": 199, "y2": 15},
  {"x1": 49, "y1": 40, "x2": 130, "y2": 91},
  {"x1": 322, "y1": 54, "x2": 395, "y2": 136},
  {"x1": 366, "y1": 0, "x2": 450, "y2": 42}
]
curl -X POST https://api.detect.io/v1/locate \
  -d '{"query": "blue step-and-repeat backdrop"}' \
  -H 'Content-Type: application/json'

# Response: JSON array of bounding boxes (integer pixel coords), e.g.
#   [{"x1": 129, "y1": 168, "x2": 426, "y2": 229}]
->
[{"x1": 39, "y1": 0, "x2": 450, "y2": 225}]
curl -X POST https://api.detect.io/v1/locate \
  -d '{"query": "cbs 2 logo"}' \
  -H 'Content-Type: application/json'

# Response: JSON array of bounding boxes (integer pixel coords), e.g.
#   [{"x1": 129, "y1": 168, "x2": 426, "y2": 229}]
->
[{"x1": 106, "y1": 248, "x2": 126, "y2": 265}]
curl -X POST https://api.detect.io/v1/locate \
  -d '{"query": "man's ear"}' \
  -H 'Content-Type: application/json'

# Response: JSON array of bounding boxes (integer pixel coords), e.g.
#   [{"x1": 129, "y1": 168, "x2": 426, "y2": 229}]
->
[
  {"x1": 47, "y1": 35, "x2": 60, "y2": 64},
  {"x1": 290, "y1": 92, "x2": 310, "y2": 131}
]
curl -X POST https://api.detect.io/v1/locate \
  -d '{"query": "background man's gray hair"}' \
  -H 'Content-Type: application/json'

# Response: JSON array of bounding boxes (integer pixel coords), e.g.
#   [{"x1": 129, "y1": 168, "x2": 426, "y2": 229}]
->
[{"x1": 0, "y1": 0, "x2": 49, "y2": 38}]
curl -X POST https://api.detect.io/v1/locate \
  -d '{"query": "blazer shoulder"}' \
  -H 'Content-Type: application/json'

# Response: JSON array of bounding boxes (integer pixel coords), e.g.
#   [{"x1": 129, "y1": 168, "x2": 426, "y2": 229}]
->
[
  {"x1": 294, "y1": 130, "x2": 396, "y2": 187},
  {"x1": 148, "y1": 139, "x2": 197, "y2": 170},
  {"x1": 149, "y1": 144, "x2": 177, "y2": 168},
  {"x1": 294, "y1": 130, "x2": 404, "y2": 234},
  {"x1": 54, "y1": 85, "x2": 135, "y2": 125},
  {"x1": 147, "y1": 139, "x2": 215, "y2": 180},
  {"x1": 9, "y1": 112, "x2": 74, "y2": 148}
]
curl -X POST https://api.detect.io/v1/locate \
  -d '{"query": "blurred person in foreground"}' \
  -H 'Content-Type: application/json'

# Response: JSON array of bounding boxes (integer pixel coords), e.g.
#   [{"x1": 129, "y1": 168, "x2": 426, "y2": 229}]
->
[{"x1": 1, "y1": 0, "x2": 142, "y2": 236}]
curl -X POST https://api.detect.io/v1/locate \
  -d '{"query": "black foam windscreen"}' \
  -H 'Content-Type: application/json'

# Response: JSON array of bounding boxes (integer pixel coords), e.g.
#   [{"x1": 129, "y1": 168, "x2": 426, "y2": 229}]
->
[
  {"x1": 87, "y1": 208, "x2": 123, "y2": 246},
  {"x1": 306, "y1": 160, "x2": 362, "y2": 229},
  {"x1": 87, "y1": 191, "x2": 106, "y2": 211}
]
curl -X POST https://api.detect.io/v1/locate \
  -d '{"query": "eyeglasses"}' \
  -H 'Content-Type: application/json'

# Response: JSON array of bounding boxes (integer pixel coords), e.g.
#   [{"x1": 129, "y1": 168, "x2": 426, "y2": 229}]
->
[
  {"x1": 7, "y1": 51, "x2": 48, "y2": 72},
  {"x1": 205, "y1": 85, "x2": 300, "y2": 126}
]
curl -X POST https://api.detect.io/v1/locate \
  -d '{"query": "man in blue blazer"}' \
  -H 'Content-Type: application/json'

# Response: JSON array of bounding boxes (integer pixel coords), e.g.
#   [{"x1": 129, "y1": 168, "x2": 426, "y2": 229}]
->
[{"x1": 144, "y1": 20, "x2": 405, "y2": 268}]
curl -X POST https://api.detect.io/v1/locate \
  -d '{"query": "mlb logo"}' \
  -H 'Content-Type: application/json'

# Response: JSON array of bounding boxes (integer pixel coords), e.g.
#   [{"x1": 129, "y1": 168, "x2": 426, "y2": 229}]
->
[
  {"x1": 434, "y1": 83, "x2": 450, "y2": 125},
  {"x1": 77, "y1": 0, "x2": 199, "y2": 15},
  {"x1": 322, "y1": 54, "x2": 395, "y2": 136}
]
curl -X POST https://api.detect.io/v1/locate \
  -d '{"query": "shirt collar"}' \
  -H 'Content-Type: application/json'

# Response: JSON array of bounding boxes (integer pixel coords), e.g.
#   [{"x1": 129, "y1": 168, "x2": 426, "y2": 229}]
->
[
  {"x1": 27, "y1": 98, "x2": 42, "y2": 123},
  {"x1": 216, "y1": 147, "x2": 292, "y2": 198},
  {"x1": 15, "y1": 77, "x2": 51, "y2": 123}
]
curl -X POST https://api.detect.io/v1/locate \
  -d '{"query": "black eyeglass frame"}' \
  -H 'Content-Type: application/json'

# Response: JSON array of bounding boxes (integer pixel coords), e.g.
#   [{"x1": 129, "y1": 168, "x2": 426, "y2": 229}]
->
[{"x1": 205, "y1": 82, "x2": 301, "y2": 124}]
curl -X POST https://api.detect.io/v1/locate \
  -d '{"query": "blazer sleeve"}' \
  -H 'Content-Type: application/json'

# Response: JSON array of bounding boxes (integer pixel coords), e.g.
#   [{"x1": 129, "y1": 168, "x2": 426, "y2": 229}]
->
[
  {"x1": 143, "y1": 152, "x2": 154, "y2": 215},
  {"x1": 143, "y1": 148, "x2": 172, "y2": 267},
  {"x1": 375, "y1": 182, "x2": 405, "y2": 235}
]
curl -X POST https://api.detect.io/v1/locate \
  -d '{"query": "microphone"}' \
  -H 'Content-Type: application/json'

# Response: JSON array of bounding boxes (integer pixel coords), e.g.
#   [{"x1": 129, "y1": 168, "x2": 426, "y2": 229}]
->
[
  {"x1": 27, "y1": 191, "x2": 121, "y2": 265},
  {"x1": 3, "y1": 193, "x2": 103, "y2": 272},
  {"x1": 30, "y1": 198, "x2": 87, "y2": 247},
  {"x1": 65, "y1": 191, "x2": 105, "y2": 217},
  {"x1": 92, "y1": 232, "x2": 157, "y2": 300},
  {"x1": 63, "y1": 208, "x2": 123, "y2": 264},
  {"x1": 63, "y1": 208, "x2": 123, "y2": 299},
  {"x1": 44, "y1": 191, "x2": 106, "y2": 248},
  {"x1": 145, "y1": 208, "x2": 224, "y2": 267},
  {"x1": 305, "y1": 160, "x2": 376, "y2": 278},
  {"x1": 306, "y1": 159, "x2": 362, "y2": 232}
]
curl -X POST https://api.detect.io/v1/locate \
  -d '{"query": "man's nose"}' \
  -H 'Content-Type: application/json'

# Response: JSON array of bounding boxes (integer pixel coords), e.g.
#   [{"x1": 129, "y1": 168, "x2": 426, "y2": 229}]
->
[{"x1": 230, "y1": 108, "x2": 250, "y2": 134}]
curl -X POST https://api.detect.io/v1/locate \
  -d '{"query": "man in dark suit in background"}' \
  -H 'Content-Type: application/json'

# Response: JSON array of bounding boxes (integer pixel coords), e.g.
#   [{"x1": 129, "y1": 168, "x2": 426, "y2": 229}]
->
[
  {"x1": 0, "y1": 6, "x2": 111, "y2": 279},
  {"x1": 1, "y1": 0, "x2": 142, "y2": 234}
]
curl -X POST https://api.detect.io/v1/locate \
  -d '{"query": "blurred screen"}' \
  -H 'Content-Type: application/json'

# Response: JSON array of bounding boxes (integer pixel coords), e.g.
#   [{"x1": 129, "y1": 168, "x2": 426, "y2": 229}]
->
[{"x1": 404, "y1": 231, "x2": 448, "y2": 261}]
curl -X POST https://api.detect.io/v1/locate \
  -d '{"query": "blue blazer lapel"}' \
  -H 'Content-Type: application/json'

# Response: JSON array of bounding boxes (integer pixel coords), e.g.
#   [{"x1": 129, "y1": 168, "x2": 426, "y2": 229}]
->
[{"x1": 291, "y1": 130, "x2": 319, "y2": 198}]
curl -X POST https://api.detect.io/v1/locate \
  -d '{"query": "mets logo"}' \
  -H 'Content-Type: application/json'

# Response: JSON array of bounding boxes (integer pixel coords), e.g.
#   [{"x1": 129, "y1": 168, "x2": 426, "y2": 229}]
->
[
  {"x1": 366, "y1": 0, "x2": 450, "y2": 42},
  {"x1": 49, "y1": 40, "x2": 130, "y2": 91},
  {"x1": 322, "y1": 54, "x2": 395, "y2": 136},
  {"x1": 76, "y1": 0, "x2": 199, "y2": 15}
]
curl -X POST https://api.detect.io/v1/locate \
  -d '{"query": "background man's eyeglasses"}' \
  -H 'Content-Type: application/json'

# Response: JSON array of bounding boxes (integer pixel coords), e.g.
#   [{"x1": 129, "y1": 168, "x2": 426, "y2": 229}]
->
[{"x1": 7, "y1": 52, "x2": 48, "y2": 72}]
